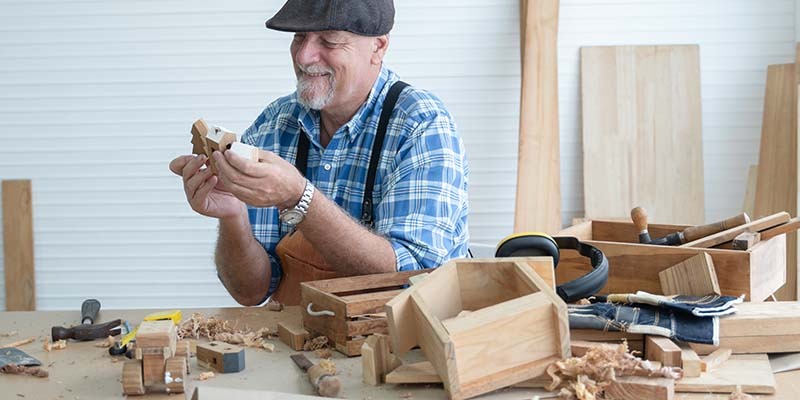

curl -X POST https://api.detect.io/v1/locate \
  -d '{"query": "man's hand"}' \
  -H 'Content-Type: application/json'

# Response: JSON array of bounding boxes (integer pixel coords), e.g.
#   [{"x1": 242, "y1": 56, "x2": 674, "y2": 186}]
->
[
  {"x1": 169, "y1": 154, "x2": 246, "y2": 219},
  {"x1": 212, "y1": 149, "x2": 306, "y2": 210}
]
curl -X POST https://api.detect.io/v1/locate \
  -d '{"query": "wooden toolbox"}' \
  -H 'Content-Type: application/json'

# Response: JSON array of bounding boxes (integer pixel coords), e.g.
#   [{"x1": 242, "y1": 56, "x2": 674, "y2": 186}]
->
[
  {"x1": 300, "y1": 270, "x2": 428, "y2": 356},
  {"x1": 556, "y1": 219, "x2": 786, "y2": 301}
]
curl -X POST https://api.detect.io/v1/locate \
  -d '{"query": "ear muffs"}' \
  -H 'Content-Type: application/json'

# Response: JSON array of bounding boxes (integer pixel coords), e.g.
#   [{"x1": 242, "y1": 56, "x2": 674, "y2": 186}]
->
[{"x1": 495, "y1": 233, "x2": 609, "y2": 303}]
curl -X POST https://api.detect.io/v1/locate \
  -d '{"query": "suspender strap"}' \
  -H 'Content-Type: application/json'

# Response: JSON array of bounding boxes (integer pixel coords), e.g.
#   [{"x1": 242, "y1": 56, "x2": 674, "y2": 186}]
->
[{"x1": 294, "y1": 80, "x2": 410, "y2": 227}]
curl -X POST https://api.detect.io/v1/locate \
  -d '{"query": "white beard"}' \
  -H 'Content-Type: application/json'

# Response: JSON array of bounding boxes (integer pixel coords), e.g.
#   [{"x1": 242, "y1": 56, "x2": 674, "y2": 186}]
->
[{"x1": 296, "y1": 65, "x2": 335, "y2": 110}]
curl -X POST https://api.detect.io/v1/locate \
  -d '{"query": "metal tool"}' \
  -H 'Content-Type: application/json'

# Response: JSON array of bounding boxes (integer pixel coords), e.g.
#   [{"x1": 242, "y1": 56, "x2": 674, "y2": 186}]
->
[
  {"x1": 51, "y1": 319, "x2": 122, "y2": 342},
  {"x1": 631, "y1": 206, "x2": 750, "y2": 246},
  {"x1": 290, "y1": 353, "x2": 340, "y2": 398},
  {"x1": 81, "y1": 299, "x2": 101, "y2": 325}
]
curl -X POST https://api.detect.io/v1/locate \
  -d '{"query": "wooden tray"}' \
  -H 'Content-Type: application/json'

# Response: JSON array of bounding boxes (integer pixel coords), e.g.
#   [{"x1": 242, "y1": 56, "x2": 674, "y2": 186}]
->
[{"x1": 556, "y1": 219, "x2": 786, "y2": 301}]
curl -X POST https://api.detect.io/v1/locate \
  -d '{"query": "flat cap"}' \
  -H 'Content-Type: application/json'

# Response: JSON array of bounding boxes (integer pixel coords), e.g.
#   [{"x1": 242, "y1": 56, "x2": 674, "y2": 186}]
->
[{"x1": 266, "y1": 0, "x2": 395, "y2": 36}]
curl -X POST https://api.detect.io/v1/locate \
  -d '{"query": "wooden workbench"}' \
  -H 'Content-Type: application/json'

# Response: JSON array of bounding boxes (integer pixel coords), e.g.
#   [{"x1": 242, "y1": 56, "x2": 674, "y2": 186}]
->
[{"x1": 1, "y1": 306, "x2": 799, "y2": 399}]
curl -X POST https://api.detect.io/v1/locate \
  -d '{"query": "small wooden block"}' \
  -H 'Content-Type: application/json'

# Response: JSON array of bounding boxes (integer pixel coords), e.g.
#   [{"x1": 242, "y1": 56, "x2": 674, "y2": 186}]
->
[
  {"x1": 191, "y1": 119, "x2": 211, "y2": 155},
  {"x1": 732, "y1": 231, "x2": 760, "y2": 250},
  {"x1": 701, "y1": 348, "x2": 732, "y2": 372},
  {"x1": 361, "y1": 340, "x2": 379, "y2": 386},
  {"x1": 278, "y1": 321, "x2": 309, "y2": 351},
  {"x1": 385, "y1": 361, "x2": 442, "y2": 384},
  {"x1": 658, "y1": 253, "x2": 721, "y2": 296},
  {"x1": 679, "y1": 345, "x2": 702, "y2": 378},
  {"x1": 645, "y1": 336, "x2": 682, "y2": 367},
  {"x1": 142, "y1": 348, "x2": 169, "y2": 386},
  {"x1": 361, "y1": 334, "x2": 399, "y2": 385},
  {"x1": 605, "y1": 376, "x2": 675, "y2": 400},
  {"x1": 677, "y1": 354, "x2": 774, "y2": 394},
  {"x1": 196, "y1": 341, "x2": 245, "y2": 373},
  {"x1": 136, "y1": 320, "x2": 177, "y2": 348}
]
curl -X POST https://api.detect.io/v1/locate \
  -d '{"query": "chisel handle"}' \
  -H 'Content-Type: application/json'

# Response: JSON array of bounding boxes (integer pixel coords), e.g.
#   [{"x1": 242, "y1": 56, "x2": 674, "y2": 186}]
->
[
  {"x1": 682, "y1": 213, "x2": 750, "y2": 243},
  {"x1": 81, "y1": 299, "x2": 101, "y2": 325}
]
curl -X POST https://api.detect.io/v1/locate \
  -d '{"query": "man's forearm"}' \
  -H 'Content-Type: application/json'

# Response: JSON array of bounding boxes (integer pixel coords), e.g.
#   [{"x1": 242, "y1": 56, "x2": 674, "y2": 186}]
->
[
  {"x1": 215, "y1": 210, "x2": 273, "y2": 306},
  {"x1": 299, "y1": 192, "x2": 396, "y2": 276}
]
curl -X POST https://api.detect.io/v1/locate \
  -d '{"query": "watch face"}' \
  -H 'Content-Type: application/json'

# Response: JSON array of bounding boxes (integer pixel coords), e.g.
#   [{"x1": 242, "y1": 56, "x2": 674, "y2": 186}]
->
[{"x1": 281, "y1": 209, "x2": 304, "y2": 226}]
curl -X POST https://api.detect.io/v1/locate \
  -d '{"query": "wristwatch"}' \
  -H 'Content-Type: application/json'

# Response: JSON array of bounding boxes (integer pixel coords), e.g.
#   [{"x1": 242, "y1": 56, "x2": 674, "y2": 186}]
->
[{"x1": 279, "y1": 179, "x2": 315, "y2": 226}]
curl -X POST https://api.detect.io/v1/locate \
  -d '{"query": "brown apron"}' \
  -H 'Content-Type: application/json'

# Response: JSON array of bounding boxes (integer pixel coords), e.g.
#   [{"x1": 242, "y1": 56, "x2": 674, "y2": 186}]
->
[
  {"x1": 271, "y1": 230, "x2": 343, "y2": 305},
  {"x1": 269, "y1": 80, "x2": 410, "y2": 306}
]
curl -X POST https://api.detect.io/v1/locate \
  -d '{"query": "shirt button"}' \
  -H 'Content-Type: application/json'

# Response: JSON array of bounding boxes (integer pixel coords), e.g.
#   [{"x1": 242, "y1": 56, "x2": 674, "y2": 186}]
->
[{"x1": 323, "y1": 163, "x2": 332, "y2": 171}]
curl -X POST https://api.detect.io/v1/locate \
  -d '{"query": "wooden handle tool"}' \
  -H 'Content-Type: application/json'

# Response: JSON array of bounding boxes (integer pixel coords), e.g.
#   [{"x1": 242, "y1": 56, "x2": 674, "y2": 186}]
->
[
  {"x1": 681, "y1": 212, "x2": 790, "y2": 248},
  {"x1": 682, "y1": 213, "x2": 750, "y2": 243},
  {"x1": 290, "y1": 353, "x2": 340, "y2": 398},
  {"x1": 631, "y1": 206, "x2": 750, "y2": 246}
]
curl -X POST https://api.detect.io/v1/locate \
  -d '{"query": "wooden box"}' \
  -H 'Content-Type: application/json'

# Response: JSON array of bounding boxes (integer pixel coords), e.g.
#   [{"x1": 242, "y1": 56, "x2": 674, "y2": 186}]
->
[
  {"x1": 385, "y1": 258, "x2": 570, "y2": 400},
  {"x1": 300, "y1": 270, "x2": 428, "y2": 356},
  {"x1": 557, "y1": 219, "x2": 786, "y2": 301}
]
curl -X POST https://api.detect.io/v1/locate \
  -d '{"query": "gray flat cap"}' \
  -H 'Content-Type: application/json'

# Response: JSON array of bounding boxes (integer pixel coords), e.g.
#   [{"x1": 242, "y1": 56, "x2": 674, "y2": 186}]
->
[{"x1": 266, "y1": 0, "x2": 395, "y2": 36}]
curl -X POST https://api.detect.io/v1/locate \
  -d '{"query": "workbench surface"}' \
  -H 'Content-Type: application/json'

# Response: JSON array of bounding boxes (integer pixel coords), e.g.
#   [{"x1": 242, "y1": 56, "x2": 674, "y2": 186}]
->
[{"x1": 1, "y1": 306, "x2": 798, "y2": 400}]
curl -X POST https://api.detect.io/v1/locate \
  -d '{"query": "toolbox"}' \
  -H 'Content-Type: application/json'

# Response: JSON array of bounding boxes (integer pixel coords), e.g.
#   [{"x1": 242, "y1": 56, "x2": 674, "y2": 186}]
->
[
  {"x1": 556, "y1": 219, "x2": 786, "y2": 301},
  {"x1": 300, "y1": 270, "x2": 428, "y2": 356}
]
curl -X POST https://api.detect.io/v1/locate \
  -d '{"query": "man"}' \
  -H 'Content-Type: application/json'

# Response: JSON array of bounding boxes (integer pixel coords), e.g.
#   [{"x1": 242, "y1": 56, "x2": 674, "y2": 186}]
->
[{"x1": 169, "y1": 0, "x2": 469, "y2": 306}]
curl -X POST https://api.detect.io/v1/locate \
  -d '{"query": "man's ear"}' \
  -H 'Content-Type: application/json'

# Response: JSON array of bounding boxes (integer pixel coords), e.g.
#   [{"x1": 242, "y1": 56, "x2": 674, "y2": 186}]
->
[{"x1": 370, "y1": 35, "x2": 389, "y2": 65}]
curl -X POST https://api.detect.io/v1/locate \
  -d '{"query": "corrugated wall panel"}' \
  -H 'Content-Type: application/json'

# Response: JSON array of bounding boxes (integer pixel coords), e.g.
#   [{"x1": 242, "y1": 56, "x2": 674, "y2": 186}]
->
[{"x1": 0, "y1": 0, "x2": 794, "y2": 309}]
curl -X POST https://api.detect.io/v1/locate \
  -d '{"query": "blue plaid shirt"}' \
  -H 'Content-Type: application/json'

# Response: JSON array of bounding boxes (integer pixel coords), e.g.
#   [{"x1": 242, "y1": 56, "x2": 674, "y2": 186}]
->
[{"x1": 241, "y1": 65, "x2": 469, "y2": 297}]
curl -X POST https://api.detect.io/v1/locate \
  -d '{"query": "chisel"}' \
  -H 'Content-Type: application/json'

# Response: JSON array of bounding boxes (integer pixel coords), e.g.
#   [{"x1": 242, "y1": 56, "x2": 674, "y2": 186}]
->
[
  {"x1": 631, "y1": 207, "x2": 750, "y2": 246},
  {"x1": 290, "y1": 353, "x2": 340, "y2": 398}
]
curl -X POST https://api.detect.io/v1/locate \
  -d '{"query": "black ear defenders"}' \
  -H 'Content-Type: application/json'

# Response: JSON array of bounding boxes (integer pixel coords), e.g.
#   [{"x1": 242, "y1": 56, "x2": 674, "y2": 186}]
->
[{"x1": 495, "y1": 232, "x2": 609, "y2": 303}]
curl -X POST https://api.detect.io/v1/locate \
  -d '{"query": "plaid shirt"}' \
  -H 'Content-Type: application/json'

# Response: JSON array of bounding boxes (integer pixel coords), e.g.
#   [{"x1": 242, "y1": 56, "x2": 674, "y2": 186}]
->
[{"x1": 241, "y1": 65, "x2": 470, "y2": 297}]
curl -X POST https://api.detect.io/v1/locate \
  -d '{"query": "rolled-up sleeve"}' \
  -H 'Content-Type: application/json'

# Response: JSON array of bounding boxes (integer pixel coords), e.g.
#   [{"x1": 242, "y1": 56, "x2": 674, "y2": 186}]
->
[{"x1": 374, "y1": 113, "x2": 470, "y2": 271}]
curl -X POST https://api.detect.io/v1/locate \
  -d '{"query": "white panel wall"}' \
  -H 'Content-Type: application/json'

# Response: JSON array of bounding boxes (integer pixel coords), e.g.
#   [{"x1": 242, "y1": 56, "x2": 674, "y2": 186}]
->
[{"x1": 0, "y1": 0, "x2": 795, "y2": 310}]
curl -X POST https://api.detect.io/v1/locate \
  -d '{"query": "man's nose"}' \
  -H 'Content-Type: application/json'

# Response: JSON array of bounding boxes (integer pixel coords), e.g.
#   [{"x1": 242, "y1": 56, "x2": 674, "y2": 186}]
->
[{"x1": 294, "y1": 38, "x2": 321, "y2": 65}]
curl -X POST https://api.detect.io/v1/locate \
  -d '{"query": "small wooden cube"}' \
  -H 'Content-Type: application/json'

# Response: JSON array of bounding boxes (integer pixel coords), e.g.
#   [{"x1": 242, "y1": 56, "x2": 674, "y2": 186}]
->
[
  {"x1": 136, "y1": 320, "x2": 177, "y2": 349},
  {"x1": 197, "y1": 341, "x2": 245, "y2": 373}
]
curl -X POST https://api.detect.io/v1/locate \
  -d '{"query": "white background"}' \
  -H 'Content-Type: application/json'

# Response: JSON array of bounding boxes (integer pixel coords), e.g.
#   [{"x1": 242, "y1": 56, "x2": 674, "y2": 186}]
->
[{"x1": 0, "y1": 0, "x2": 795, "y2": 310}]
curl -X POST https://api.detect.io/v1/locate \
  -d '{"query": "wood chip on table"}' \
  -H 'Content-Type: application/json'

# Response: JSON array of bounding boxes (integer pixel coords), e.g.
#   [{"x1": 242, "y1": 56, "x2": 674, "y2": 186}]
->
[
  {"x1": 177, "y1": 312, "x2": 273, "y2": 349},
  {"x1": 0, "y1": 337, "x2": 35, "y2": 349},
  {"x1": 0, "y1": 364, "x2": 48, "y2": 378},
  {"x1": 94, "y1": 336, "x2": 115, "y2": 348},
  {"x1": 0, "y1": 331, "x2": 18, "y2": 338},
  {"x1": 198, "y1": 371, "x2": 215, "y2": 381},
  {"x1": 261, "y1": 342, "x2": 275, "y2": 352},
  {"x1": 43, "y1": 339, "x2": 67, "y2": 352},
  {"x1": 545, "y1": 341, "x2": 682, "y2": 400}
]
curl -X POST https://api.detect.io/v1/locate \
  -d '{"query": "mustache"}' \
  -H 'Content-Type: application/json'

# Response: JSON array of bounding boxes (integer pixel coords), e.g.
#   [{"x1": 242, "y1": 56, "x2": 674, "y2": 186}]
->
[{"x1": 297, "y1": 64, "x2": 334, "y2": 75}]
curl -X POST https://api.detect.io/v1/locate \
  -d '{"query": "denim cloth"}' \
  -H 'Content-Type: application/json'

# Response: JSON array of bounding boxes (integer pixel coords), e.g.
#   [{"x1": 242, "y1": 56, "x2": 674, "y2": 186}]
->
[
  {"x1": 601, "y1": 291, "x2": 744, "y2": 317},
  {"x1": 568, "y1": 302, "x2": 718, "y2": 344}
]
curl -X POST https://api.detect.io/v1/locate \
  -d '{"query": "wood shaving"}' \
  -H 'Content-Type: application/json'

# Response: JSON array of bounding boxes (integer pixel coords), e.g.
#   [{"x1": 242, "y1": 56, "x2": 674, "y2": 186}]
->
[
  {"x1": 730, "y1": 385, "x2": 753, "y2": 400},
  {"x1": 0, "y1": 331, "x2": 18, "y2": 338},
  {"x1": 266, "y1": 300, "x2": 284, "y2": 311},
  {"x1": 318, "y1": 359, "x2": 336, "y2": 375},
  {"x1": 177, "y1": 312, "x2": 274, "y2": 349},
  {"x1": 303, "y1": 336, "x2": 328, "y2": 351},
  {"x1": 198, "y1": 371, "x2": 215, "y2": 381},
  {"x1": 315, "y1": 348, "x2": 332, "y2": 359},
  {"x1": 94, "y1": 336, "x2": 115, "y2": 348},
  {"x1": 0, "y1": 337, "x2": 35, "y2": 349},
  {"x1": 0, "y1": 364, "x2": 49, "y2": 378},
  {"x1": 546, "y1": 341, "x2": 682, "y2": 400},
  {"x1": 262, "y1": 342, "x2": 275, "y2": 352},
  {"x1": 42, "y1": 339, "x2": 67, "y2": 352}
]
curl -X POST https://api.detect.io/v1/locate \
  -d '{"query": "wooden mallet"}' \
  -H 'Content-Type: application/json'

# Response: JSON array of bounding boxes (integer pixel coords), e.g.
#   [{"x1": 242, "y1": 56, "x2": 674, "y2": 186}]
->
[{"x1": 290, "y1": 354, "x2": 340, "y2": 398}]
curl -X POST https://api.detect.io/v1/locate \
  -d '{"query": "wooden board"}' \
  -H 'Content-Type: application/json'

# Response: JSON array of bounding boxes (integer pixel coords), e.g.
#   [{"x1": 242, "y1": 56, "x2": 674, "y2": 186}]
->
[
  {"x1": 605, "y1": 376, "x2": 674, "y2": 400},
  {"x1": 514, "y1": 0, "x2": 561, "y2": 234},
  {"x1": 658, "y1": 253, "x2": 720, "y2": 296},
  {"x1": 676, "y1": 354, "x2": 775, "y2": 394},
  {"x1": 580, "y1": 45, "x2": 704, "y2": 224},
  {"x1": 743, "y1": 164, "x2": 758, "y2": 217},
  {"x1": 2, "y1": 180, "x2": 35, "y2": 311},
  {"x1": 755, "y1": 63, "x2": 797, "y2": 300},
  {"x1": 681, "y1": 212, "x2": 790, "y2": 248},
  {"x1": 644, "y1": 336, "x2": 681, "y2": 367}
]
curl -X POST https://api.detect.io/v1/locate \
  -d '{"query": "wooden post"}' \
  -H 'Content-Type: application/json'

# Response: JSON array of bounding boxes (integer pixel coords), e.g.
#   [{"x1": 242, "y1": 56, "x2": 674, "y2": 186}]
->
[
  {"x1": 514, "y1": 0, "x2": 561, "y2": 234},
  {"x1": 2, "y1": 180, "x2": 35, "y2": 311}
]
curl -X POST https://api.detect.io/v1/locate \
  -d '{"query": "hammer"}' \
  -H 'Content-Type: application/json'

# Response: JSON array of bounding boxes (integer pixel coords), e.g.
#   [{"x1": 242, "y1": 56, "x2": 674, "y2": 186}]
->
[
  {"x1": 631, "y1": 206, "x2": 750, "y2": 246},
  {"x1": 51, "y1": 299, "x2": 122, "y2": 341}
]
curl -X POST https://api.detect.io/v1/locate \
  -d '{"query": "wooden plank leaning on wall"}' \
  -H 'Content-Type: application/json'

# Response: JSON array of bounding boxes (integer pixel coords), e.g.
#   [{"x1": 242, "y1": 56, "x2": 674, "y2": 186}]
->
[
  {"x1": 514, "y1": 0, "x2": 562, "y2": 234},
  {"x1": 755, "y1": 62, "x2": 797, "y2": 300},
  {"x1": 2, "y1": 179, "x2": 35, "y2": 311}
]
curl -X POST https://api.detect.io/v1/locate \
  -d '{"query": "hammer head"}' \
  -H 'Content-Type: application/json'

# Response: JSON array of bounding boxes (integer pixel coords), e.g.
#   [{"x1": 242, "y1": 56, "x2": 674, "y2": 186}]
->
[{"x1": 51, "y1": 319, "x2": 122, "y2": 342}]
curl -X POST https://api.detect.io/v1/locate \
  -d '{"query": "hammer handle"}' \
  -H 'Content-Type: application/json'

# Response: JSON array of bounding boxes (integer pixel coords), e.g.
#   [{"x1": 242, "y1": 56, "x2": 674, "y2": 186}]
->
[
  {"x1": 81, "y1": 299, "x2": 100, "y2": 325},
  {"x1": 682, "y1": 212, "x2": 750, "y2": 243}
]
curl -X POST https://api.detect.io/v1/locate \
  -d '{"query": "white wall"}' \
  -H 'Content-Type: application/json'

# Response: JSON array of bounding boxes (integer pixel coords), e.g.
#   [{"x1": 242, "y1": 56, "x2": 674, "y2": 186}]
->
[{"x1": 0, "y1": 0, "x2": 795, "y2": 310}]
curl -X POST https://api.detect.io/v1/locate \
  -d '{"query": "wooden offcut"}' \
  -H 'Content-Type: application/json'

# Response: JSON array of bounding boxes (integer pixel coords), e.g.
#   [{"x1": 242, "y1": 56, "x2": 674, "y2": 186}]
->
[
  {"x1": 676, "y1": 354, "x2": 775, "y2": 394},
  {"x1": 755, "y1": 63, "x2": 797, "y2": 300},
  {"x1": 605, "y1": 376, "x2": 674, "y2": 400},
  {"x1": 644, "y1": 336, "x2": 681, "y2": 367},
  {"x1": 701, "y1": 348, "x2": 732, "y2": 372},
  {"x1": 277, "y1": 321, "x2": 309, "y2": 351},
  {"x1": 515, "y1": 0, "x2": 561, "y2": 234},
  {"x1": 743, "y1": 164, "x2": 758, "y2": 217},
  {"x1": 658, "y1": 253, "x2": 720, "y2": 296},
  {"x1": 689, "y1": 302, "x2": 800, "y2": 354},
  {"x1": 580, "y1": 45, "x2": 704, "y2": 224},
  {"x1": 360, "y1": 334, "x2": 399, "y2": 386},
  {"x1": 732, "y1": 231, "x2": 760, "y2": 251},
  {"x1": 385, "y1": 361, "x2": 441, "y2": 384},
  {"x1": 679, "y1": 345, "x2": 702, "y2": 378},
  {"x1": 2, "y1": 180, "x2": 35, "y2": 311}
]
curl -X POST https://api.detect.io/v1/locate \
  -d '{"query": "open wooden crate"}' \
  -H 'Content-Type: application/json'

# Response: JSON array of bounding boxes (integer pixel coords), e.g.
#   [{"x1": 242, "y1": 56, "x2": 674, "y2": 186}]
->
[
  {"x1": 385, "y1": 258, "x2": 570, "y2": 400},
  {"x1": 300, "y1": 270, "x2": 428, "y2": 356},
  {"x1": 557, "y1": 219, "x2": 786, "y2": 301}
]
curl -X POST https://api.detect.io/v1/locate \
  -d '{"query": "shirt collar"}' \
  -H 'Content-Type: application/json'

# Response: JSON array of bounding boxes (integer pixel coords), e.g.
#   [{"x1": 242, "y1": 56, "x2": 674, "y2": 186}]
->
[{"x1": 296, "y1": 64, "x2": 393, "y2": 145}]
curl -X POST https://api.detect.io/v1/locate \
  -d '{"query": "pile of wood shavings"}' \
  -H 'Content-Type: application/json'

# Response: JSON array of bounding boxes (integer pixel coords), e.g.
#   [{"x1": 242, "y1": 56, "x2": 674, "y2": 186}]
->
[
  {"x1": 42, "y1": 339, "x2": 66, "y2": 352},
  {"x1": 0, "y1": 363, "x2": 48, "y2": 378},
  {"x1": 177, "y1": 312, "x2": 274, "y2": 349},
  {"x1": 318, "y1": 359, "x2": 336, "y2": 375},
  {"x1": 546, "y1": 341, "x2": 682, "y2": 400},
  {"x1": 303, "y1": 336, "x2": 328, "y2": 351},
  {"x1": 198, "y1": 371, "x2": 215, "y2": 381}
]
